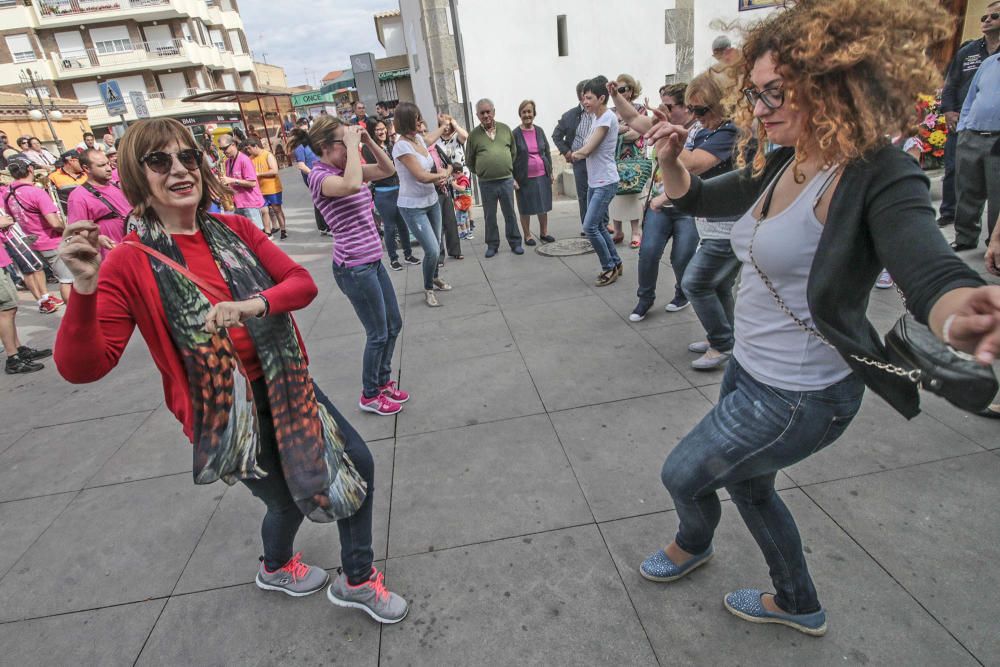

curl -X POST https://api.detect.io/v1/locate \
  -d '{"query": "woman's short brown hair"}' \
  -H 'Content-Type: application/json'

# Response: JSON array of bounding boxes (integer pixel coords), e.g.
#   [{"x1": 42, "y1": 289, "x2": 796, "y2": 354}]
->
[
  {"x1": 517, "y1": 99, "x2": 536, "y2": 115},
  {"x1": 735, "y1": 0, "x2": 952, "y2": 176},
  {"x1": 394, "y1": 102, "x2": 421, "y2": 136},
  {"x1": 118, "y1": 118, "x2": 227, "y2": 219}
]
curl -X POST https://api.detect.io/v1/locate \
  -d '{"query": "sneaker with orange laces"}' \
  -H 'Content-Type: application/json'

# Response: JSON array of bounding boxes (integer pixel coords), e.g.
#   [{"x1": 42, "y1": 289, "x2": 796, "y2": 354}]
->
[
  {"x1": 379, "y1": 380, "x2": 409, "y2": 403},
  {"x1": 327, "y1": 567, "x2": 408, "y2": 623},
  {"x1": 359, "y1": 392, "x2": 402, "y2": 416},
  {"x1": 255, "y1": 553, "x2": 329, "y2": 597}
]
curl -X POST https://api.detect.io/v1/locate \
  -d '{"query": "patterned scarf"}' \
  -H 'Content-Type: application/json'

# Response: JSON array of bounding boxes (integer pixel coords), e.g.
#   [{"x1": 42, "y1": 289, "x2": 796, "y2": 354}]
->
[{"x1": 131, "y1": 212, "x2": 366, "y2": 522}]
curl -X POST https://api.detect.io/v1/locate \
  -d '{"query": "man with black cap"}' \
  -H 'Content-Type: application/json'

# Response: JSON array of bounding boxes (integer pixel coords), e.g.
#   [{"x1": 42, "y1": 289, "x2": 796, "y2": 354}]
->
[{"x1": 48, "y1": 150, "x2": 87, "y2": 189}]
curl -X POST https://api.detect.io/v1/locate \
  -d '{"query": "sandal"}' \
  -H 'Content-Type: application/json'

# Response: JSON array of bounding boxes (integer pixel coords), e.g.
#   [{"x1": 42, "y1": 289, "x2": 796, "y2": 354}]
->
[
  {"x1": 612, "y1": 234, "x2": 625, "y2": 245},
  {"x1": 630, "y1": 237, "x2": 641, "y2": 249},
  {"x1": 449, "y1": 255, "x2": 464, "y2": 260}
]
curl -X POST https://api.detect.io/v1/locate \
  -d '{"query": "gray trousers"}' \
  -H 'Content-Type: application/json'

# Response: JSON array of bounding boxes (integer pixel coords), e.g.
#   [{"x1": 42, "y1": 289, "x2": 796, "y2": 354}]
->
[
  {"x1": 479, "y1": 177, "x2": 522, "y2": 250},
  {"x1": 954, "y1": 130, "x2": 1000, "y2": 247}
]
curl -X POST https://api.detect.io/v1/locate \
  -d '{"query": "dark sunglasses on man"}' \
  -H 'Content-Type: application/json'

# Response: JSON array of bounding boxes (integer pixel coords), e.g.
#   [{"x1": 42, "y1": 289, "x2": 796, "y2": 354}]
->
[
  {"x1": 139, "y1": 149, "x2": 204, "y2": 174},
  {"x1": 982, "y1": 12, "x2": 1000, "y2": 21}
]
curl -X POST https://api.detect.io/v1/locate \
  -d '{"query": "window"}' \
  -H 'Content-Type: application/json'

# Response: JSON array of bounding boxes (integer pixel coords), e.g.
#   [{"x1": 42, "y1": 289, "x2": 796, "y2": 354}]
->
[
  {"x1": 209, "y1": 29, "x2": 225, "y2": 52},
  {"x1": 5, "y1": 34, "x2": 34, "y2": 63},
  {"x1": 227, "y1": 29, "x2": 244, "y2": 54},
  {"x1": 664, "y1": 9, "x2": 676, "y2": 44},
  {"x1": 556, "y1": 15, "x2": 568, "y2": 57},
  {"x1": 182, "y1": 22, "x2": 193, "y2": 42},
  {"x1": 95, "y1": 38, "x2": 132, "y2": 54}
]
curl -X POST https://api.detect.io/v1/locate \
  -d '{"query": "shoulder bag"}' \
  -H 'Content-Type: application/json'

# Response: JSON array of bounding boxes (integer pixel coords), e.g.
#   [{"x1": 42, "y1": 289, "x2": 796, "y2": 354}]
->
[{"x1": 615, "y1": 135, "x2": 653, "y2": 196}]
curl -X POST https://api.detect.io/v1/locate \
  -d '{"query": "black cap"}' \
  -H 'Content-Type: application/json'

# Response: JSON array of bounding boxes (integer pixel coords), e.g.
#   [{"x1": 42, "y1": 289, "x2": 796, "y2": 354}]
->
[{"x1": 59, "y1": 149, "x2": 81, "y2": 161}]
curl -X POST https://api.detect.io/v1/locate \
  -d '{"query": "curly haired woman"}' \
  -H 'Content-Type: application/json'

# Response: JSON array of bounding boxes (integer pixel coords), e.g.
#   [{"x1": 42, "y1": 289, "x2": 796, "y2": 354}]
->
[{"x1": 641, "y1": 0, "x2": 1000, "y2": 636}]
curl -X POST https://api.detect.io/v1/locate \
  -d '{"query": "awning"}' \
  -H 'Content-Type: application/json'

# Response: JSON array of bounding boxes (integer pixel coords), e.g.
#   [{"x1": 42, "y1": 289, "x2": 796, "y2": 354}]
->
[
  {"x1": 181, "y1": 90, "x2": 291, "y2": 104},
  {"x1": 378, "y1": 68, "x2": 410, "y2": 81}
]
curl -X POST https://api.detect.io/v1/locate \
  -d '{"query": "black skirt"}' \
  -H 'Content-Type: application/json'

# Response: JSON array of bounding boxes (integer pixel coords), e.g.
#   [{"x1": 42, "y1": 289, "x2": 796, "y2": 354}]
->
[{"x1": 515, "y1": 175, "x2": 553, "y2": 215}]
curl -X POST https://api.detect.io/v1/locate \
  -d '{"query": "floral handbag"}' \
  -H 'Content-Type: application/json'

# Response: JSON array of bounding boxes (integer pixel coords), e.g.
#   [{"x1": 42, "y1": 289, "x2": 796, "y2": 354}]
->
[{"x1": 615, "y1": 136, "x2": 653, "y2": 196}]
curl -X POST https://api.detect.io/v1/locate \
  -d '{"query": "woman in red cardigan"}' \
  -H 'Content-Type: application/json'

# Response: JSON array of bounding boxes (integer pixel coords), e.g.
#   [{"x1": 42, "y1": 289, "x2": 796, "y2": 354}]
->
[{"x1": 54, "y1": 118, "x2": 407, "y2": 624}]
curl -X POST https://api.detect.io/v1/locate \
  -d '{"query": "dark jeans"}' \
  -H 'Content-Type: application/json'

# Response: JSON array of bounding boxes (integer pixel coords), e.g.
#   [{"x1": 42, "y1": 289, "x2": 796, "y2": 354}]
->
[
  {"x1": 399, "y1": 202, "x2": 442, "y2": 290},
  {"x1": 682, "y1": 238, "x2": 740, "y2": 353},
  {"x1": 373, "y1": 188, "x2": 413, "y2": 261},
  {"x1": 661, "y1": 359, "x2": 864, "y2": 614},
  {"x1": 954, "y1": 131, "x2": 1000, "y2": 247},
  {"x1": 479, "y1": 177, "x2": 522, "y2": 249},
  {"x1": 332, "y1": 260, "x2": 402, "y2": 398},
  {"x1": 637, "y1": 206, "x2": 699, "y2": 305},
  {"x1": 940, "y1": 130, "x2": 957, "y2": 220},
  {"x1": 572, "y1": 160, "x2": 590, "y2": 227},
  {"x1": 303, "y1": 174, "x2": 327, "y2": 231},
  {"x1": 583, "y1": 183, "x2": 621, "y2": 271},
  {"x1": 243, "y1": 379, "x2": 375, "y2": 583},
  {"x1": 438, "y1": 192, "x2": 463, "y2": 258}
]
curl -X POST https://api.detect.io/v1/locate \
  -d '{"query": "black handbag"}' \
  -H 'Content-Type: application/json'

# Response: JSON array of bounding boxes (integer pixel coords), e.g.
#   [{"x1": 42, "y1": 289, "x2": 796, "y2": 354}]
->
[{"x1": 750, "y1": 159, "x2": 998, "y2": 414}]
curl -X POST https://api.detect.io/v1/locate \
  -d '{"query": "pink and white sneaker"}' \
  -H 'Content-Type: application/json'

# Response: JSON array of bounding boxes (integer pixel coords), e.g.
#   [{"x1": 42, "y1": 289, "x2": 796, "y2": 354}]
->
[
  {"x1": 379, "y1": 380, "x2": 409, "y2": 403},
  {"x1": 359, "y1": 392, "x2": 402, "y2": 416}
]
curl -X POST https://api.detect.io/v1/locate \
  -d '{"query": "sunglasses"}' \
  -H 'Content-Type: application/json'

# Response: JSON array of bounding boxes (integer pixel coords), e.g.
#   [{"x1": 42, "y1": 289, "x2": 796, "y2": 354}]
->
[
  {"x1": 742, "y1": 86, "x2": 785, "y2": 111},
  {"x1": 982, "y1": 12, "x2": 1000, "y2": 21},
  {"x1": 617, "y1": 86, "x2": 630, "y2": 94},
  {"x1": 140, "y1": 149, "x2": 204, "y2": 174},
  {"x1": 686, "y1": 105, "x2": 711, "y2": 117}
]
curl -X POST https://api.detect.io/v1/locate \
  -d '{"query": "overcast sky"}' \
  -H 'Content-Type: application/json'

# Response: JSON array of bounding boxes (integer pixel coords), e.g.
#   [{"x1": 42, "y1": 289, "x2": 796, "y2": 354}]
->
[{"x1": 238, "y1": 0, "x2": 390, "y2": 88}]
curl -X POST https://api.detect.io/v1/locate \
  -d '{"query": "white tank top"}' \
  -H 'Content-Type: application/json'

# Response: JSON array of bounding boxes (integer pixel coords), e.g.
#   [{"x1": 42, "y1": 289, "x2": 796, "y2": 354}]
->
[{"x1": 729, "y1": 164, "x2": 852, "y2": 391}]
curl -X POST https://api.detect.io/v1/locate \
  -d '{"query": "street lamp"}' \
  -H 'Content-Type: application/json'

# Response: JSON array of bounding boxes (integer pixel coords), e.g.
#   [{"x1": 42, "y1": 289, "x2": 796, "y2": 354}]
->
[{"x1": 19, "y1": 68, "x2": 65, "y2": 153}]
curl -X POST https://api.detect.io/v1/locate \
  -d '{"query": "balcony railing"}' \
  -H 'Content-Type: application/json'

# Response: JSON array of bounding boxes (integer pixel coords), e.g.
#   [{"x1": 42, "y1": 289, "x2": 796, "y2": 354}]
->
[
  {"x1": 38, "y1": 0, "x2": 169, "y2": 17},
  {"x1": 52, "y1": 38, "x2": 187, "y2": 75}
]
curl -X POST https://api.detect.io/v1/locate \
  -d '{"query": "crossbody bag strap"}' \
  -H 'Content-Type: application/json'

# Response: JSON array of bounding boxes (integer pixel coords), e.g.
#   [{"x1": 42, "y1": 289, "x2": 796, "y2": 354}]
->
[
  {"x1": 122, "y1": 240, "x2": 230, "y2": 303},
  {"x1": 82, "y1": 182, "x2": 126, "y2": 221}
]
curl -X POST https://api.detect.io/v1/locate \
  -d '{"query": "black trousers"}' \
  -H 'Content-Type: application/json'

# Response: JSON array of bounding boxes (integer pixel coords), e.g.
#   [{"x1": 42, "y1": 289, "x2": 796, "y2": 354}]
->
[{"x1": 438, "y1": 192, "x2": 463, "y2": 258}]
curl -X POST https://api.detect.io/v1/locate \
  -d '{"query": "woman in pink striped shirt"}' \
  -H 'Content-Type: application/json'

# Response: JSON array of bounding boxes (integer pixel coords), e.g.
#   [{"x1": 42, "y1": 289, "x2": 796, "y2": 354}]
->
[{"x1": 291, "y1": 116, "x2": 409, "y2": 417}]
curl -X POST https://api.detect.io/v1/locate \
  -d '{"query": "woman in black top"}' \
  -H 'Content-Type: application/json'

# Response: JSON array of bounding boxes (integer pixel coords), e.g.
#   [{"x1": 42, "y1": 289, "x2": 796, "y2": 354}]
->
[
  {"x1": 365, "y1": 120, "x2": 419, "y2": 270},
  {"x1": 639, "y1": 0, "x2": 1000, "y2": 637}
]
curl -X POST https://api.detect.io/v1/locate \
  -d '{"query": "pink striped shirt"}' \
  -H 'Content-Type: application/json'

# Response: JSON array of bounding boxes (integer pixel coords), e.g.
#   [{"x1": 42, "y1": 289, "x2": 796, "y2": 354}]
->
[{"x1": 308, "y1": 161, "x2": 383, "y2": 267}]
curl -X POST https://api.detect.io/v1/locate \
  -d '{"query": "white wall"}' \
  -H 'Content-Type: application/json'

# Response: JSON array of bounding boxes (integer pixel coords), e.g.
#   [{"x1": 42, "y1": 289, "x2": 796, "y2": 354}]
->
[
  {"x1": 382, "y1": 16, "x2": 407, "y2": 57},
  {"x1": 399, "y1": 0, "x2": 437, "y2": 125},
  {"x1": 456, "y1": 0, "x2": 677, "y2": 139},
  {"x1": 692, "y1": 0, "x2": 781, "y2": 74}
]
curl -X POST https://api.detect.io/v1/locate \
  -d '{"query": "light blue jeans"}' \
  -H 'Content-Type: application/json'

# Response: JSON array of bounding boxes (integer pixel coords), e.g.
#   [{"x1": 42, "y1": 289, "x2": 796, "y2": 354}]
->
[
  {"x1": 583, "y1": 183, "x2": 621, "y2": 271},
  {"x1": 399, "y1": 201, "x2": 442, "y2": 290}
]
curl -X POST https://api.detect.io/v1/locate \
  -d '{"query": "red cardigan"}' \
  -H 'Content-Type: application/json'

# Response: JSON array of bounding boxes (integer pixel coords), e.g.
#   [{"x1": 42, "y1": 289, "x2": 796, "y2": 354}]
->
[{"x1": 54, "y1": 214, "x2": 318, "y2": 442}]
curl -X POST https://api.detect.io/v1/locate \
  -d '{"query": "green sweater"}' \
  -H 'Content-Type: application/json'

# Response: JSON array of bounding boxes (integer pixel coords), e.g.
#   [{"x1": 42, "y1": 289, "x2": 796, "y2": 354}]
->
[{"x1": 466, "y1": 122, "x2": 516, "y2": 181}]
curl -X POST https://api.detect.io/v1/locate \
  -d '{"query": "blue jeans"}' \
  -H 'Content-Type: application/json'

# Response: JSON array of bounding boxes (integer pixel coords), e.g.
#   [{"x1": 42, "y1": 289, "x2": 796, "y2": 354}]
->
[
  {"x1": 373, "y1": 187, "x2": 413, "y2": 261},
  {"x1": 479, "y1": 177, "x2": 522, "y2": 249},
  {"x1": 583, "y1": 183, "x2": 621, "y2": 271},
  {"x1": 332, "y1": 260, "x2": 402, "y2": 398},
  {"x1": 243, "y1": 379, "x2": 375, "y2": 584},
  {"x1": 637, "y1": 206, "x2": 699, "y2": 305},
  {"x1": 682, "y1": 238, "x2": 740, "y2": 353},
  {"x1": 661, "y1": 359, "x2": 864, "y2": 614},
  {"x1": 399, "y1": 202, "x2": 442, "y2": 290}
]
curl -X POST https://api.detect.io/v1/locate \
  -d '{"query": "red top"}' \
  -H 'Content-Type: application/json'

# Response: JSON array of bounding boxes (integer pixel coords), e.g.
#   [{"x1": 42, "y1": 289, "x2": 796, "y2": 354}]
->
[{"x1": 54, "y1": 213, "x2": 318, "y2": 442}]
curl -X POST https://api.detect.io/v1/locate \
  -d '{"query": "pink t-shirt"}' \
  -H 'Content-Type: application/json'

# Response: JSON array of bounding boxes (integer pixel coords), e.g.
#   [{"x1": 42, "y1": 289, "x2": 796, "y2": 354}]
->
[
  {"x1": 0, "y1": 186, "x2": 11, "y2": 267},
  {"x1": 110, "y1": 167, "x2": 120, "y2": 185},
  {"x1": 522, "y1": 127, "x2": 546, "y2": 178},
  {"x1": 308, "y1": 161, "x2": 383, "y2": 267},
  {"x1": 225, "y1": 152, "x2": 265, "y2": 209},
  {"x1": 5, "y1": 182, "x2": 61, "y2": 251},
  {"x1": 66, "y1": 182, "x2": 131, "y2": 244}
]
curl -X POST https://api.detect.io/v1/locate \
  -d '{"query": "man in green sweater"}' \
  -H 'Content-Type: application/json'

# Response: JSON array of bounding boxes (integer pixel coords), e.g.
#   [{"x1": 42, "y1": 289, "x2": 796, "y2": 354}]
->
[{"x1": 466, "y1": 98, "x2": 524, "y2": 256}]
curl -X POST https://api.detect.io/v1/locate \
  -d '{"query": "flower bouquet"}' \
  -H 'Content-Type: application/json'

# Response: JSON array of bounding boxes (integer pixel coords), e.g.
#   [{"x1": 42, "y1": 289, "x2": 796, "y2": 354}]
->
[{"x1": 914, "y1": 92, "x2": 949, "y2": 170}]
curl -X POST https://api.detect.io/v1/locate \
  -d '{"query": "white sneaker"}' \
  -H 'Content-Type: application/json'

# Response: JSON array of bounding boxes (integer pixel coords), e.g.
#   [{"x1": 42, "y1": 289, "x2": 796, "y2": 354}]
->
[
  {"x1": 425, "y1": 290, "x2": 441, "y2": 307},
  {"x1": 875, "y1": 270, "x2": 893, "y2": 289},
  {"x1": 691, "y1": 349, "x2": 731, "y2": 371},
  {"x1": 688, "y1": 340, "x2": 710, "y2": 354}
]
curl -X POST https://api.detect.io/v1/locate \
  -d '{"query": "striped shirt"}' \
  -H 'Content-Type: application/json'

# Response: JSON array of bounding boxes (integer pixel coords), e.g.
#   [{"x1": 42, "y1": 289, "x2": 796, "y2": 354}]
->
[{"x1": 308, "y1": 161, "x2": 383, "y2": 267}]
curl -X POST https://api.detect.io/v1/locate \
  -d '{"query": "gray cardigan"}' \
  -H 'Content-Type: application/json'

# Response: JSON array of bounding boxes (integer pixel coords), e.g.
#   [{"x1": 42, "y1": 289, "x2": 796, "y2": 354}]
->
[{"x1": 671, "y1": 145, "x2": 984, "y2": 418}]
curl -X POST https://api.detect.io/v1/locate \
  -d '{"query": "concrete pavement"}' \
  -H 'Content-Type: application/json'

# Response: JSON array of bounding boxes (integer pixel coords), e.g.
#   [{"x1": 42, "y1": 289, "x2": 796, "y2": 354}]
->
[{"x1": 0, "y1": 168, "x2": 997, "y2": 666}]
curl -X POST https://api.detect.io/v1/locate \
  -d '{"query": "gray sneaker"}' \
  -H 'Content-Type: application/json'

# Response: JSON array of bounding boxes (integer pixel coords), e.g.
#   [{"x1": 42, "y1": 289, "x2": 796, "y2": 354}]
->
[
  {"x1": 255, "y1": 553, "x2": 329, "y2": 597},
  {"x1": 327, "y1": 567, "x2": 408, "y2": 624},
  {"x1": 691, "y1": 349, "x2": 731, "y2": 371}
]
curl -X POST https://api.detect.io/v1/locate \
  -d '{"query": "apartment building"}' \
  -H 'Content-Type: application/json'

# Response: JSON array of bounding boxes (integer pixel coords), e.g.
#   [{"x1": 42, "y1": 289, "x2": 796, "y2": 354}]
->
[{"x1": 0, "y1": 0, "x2": 258, "y2": 133}]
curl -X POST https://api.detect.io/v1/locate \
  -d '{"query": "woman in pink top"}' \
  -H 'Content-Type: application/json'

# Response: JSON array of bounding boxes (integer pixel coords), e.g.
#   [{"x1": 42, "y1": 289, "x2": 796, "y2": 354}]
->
[
  {"x1": 291, "y1": 115, "x2": 410, "y2": 418},
  {"x1": 512, "y1": 100, "x2": 555, "y2": 245}
]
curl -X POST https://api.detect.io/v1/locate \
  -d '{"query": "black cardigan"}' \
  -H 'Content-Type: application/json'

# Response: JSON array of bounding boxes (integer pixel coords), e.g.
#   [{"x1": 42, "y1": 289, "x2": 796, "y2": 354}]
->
[
  {"x1": 671, "y1": 145, "x2": 984, "y2": 419},
  {"x1": 512, "y1": 125, "x2": 552, "y2": 184}
]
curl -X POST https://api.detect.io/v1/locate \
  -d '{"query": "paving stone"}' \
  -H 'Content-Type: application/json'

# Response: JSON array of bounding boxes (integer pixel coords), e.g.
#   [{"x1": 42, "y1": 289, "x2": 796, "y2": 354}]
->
[
  {"x1": 0, "y1": 491, "x2": 74, "y2": 578},
  {"x1": 395, "y1": 349, "x2": 543, "y2": 437},
  {"x1": 399, "y1": 309, "x2": 516, "y2": 366},
  {"x1": 638, "y1": 317, "x2": 734, "y2": 388},
  {"x1": 0, "y1": 474, "x2": 221, "y2": 622},
  {"x1": 86, "y1": 404, "x2": 191, "y2": 487},
  {"x1": 0, "y1": 427, "x2": 26, "y2": 457},
  {"x1": 380, "y1": 525, "x2": 657, "y2": 665},
  {"x1": 137, "y1": 577, "x2": 379, "y2": 667},
  {"x1": 599, "y1": 490, "x2": 976, "y2": 664},
  {"x1": 918, "y1": 391, "x2": 999, "y2": 451},
  {"x1": 785, "y1": 394, "x2": 983, "y2": 486},
  {"x1": 389, "y1": 414, "x2": 591, "y2": 556},
  {"x1": 400, "y1": 280, "x2": 500, "y2": 325},
  {"x1": 0, "y1": 600, "x2": 165, "y2": 667},
  {"x1": 506, "y1": 295, "x2": 691, "y2": 412},
  {"x1": 0, "y1": 411, "x2": 151, "y2": 502},
  {"x1": 488, "y1": 260, "x2": 594, "y2": 308},
  {"x1": 174, "y1": 438, "x2": 393, "y2": 594},
  {"x1": 805, "y1": 452, "x2": 1000, "y2": 661}
]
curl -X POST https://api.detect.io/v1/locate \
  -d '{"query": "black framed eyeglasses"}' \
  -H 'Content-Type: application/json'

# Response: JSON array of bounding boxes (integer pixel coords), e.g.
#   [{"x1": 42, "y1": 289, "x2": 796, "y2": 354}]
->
[
  {"x1": 686, "y1": 105, "x2": 711, "y2": 117},
  {"x1": 743, "y1": 86, "x2": 785, "y2": 111},
  {"x1": 982, "y1": 12, "x2": 1000, "y2": 21},
  {"x1": 140, "y1": 149, "x2": 204, "y2": 174}
]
